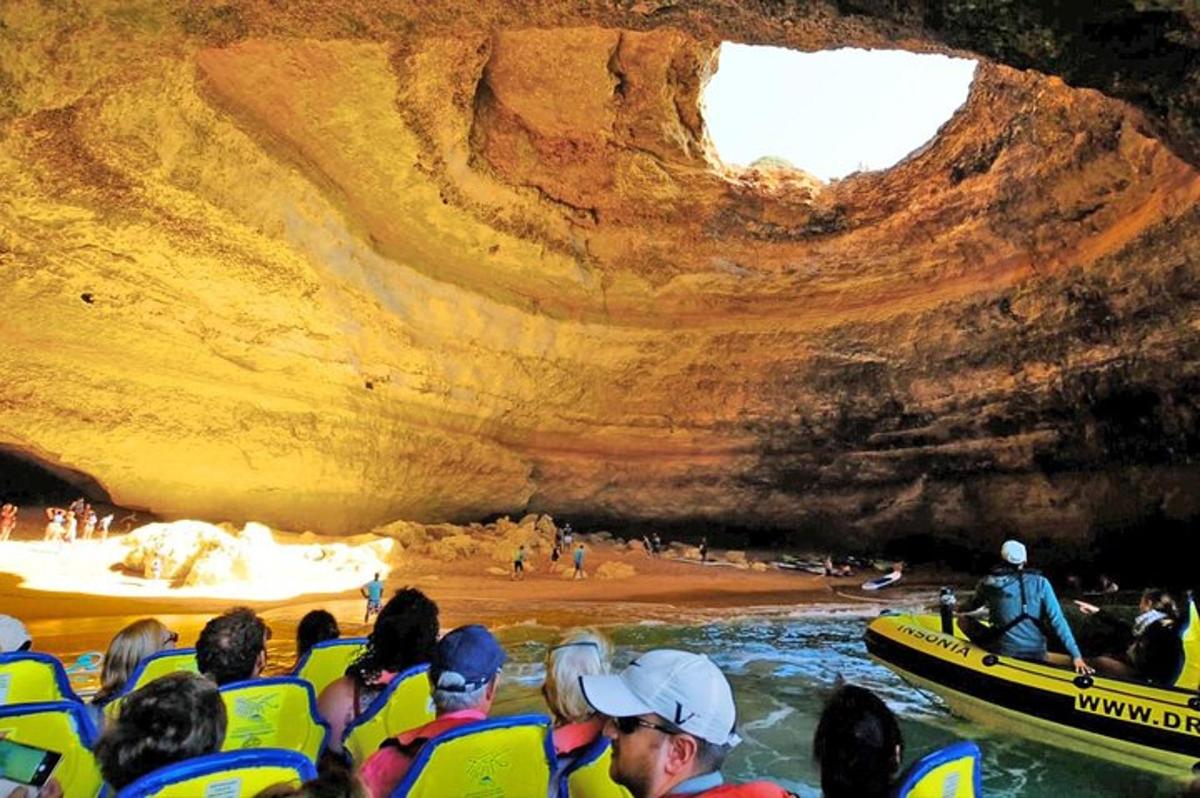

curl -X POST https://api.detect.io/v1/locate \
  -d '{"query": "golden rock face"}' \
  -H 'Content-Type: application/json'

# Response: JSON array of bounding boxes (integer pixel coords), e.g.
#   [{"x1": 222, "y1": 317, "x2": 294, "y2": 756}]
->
[{"x1": 1, "y1": 2, "x2": 1198, "y2": 549}]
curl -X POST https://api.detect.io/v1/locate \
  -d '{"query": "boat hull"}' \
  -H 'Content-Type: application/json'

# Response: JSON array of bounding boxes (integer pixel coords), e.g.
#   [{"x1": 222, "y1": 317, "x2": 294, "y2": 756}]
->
[{"x1": 866, "y1": 613, "x2": 1200, "y2": 777}]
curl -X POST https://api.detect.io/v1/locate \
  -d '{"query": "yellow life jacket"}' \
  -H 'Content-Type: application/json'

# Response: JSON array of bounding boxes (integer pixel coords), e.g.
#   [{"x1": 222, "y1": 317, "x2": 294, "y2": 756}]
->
[
  {"x1": 0, "y1": 700, "x2": 105, "y2": 798},
  {"x1": 342, "y1": 665, "x2": 434, "y2": 764},
  {"x1": 1172, "y1": 591, "x2": 1200, "y2": 691},
  {"x1": 391, "y1": 713, "x2": 554, "y2": 798},
  {"x1": 893, "y1": 740, "x2": 981, "y2": 798},
  {"x1": 105, "y1": 649, "x2": 199, "y2": 722},
  {"x1": 561, "y1": 737, "x2": 633, "y2": 798},
  {"x1": 115, "y1": 748, "x2": 317, "y2": 797},
  {"x1": 0, "y1": 652, "x2": 81, "y2": 706},
  {"x1": 293, "y1": 637, "x2": 366, "y2": 699},
  {"x1": 219, "y1": 677, "x2": 329, "y2": 764}
]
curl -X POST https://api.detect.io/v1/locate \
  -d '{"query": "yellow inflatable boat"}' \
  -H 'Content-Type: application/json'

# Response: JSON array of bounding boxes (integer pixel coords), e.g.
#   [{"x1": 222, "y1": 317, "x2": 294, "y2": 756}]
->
[{"x1": 866, "y1": 611, "x2": 1200, "y2": 777}]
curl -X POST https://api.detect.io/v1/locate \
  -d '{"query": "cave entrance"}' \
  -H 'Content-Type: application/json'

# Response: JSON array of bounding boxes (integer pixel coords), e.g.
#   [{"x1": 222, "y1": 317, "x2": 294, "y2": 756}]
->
[
  {"x1": 702, "y1": 44, "x2": 977, "y2": 181},
  {"x1": 0, "y1": 444, "x2": 112, "y2": 506}
]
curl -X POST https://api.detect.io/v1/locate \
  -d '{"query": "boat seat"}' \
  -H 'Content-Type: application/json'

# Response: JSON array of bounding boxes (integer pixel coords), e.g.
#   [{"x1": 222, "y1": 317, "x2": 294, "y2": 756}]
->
[
  {"x1": 0, "y1": 652, "x2": 82, "y2": 706},
  {"x1": 115, "y1": 748, "x2": 316, "y2": 797},
  {"x1": 342, "y1": 665, "x2": 434, "y2": 764},
  {"x1": 293, "y1": 637, "x2": 366, "y2": 698},
  {"x1": 1171, "y1": 591, "x2": 1200, "y2": 691},
  {"x1": 219, "y1": 677, "x2": 329, "y2": 764},
  {"x1": 893, "y1": 740, "x2": 982, "y2": 798},
  {"x1": 0, "y1": 700, "x2": 105, "y2": 798},
  {"x1": 389, "y1": 714, "x2": 555, "y2": 798},
  {"x1": 105, "y1": 649, "x2": 199, "y2": 721},
  {"x1": 558, "y1": 736, "x2": 633, "y2": 798}
]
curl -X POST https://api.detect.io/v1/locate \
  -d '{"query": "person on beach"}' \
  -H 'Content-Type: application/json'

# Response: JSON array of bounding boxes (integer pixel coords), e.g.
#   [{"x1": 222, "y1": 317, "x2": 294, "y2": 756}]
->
[
  {"x1": 196, "y1": 607, "x2": 270, "y2": 686},
  {"x1": 318, "y1": 587, "x2": 439, "y2": 756},
  {"x1": 82, "y1": 509, "x2": 97, "y2": 540},
  {"x1": 541, "y1": 629, "x2": 612, "y2": 763},
  {"x1": 43, "y1": 508, "x2": 65, "y2": 545},
  {"x1": 0, "y1": 502, "x2": 16, "y2": 542},
  {"x1": 1076, "y1": 589, "x2": 1183, "y2": 685},
  {"x1": 957, "y1": 539, "x2": 1093, "y2": 675},
  {"x1": 579, "y1": 649, "x2": 794, "y2": 798},
  {"x1": 550, "y1": 540, "x2": 562, "y2": 571},
  {"x1": 512, "y1": 544, "x2": 527, "y2": 580},
  {"x1": 652, "y1": 532, "x2": 662, "y2": 557},
  {"x1": 573, "y1": 543, "x2": 586, "y2": 579},
  {"x1": 98, "y1": 512, "x2": 114, "y2": 540},
  {"x1": 362, "y1": 572, "x2": 385, "y2": 622},
  {"x1": 95, "y1": 672, "x2": 226, "y2": 791},
  {"x1": 64, "y1": 510, "x2": 77, "y2": 543},
  {"x1": 91, "y1": 619, "x2": 179, "y2": 717},
  {"x1": 563, "y1": 523, "x2": 574, "y2": 547},
  {"x1": 699, "y1": 537, "x2": 709, "y2": 563},
  {"x1": 359, "y1": 624, "x2": 506, "y2": 798},
  {"x1": 813, "y1": 684, "x2": 902, "y2": 798},
  {"x1": 295, "y1": 609, "x2": 340, "y2": 664}
]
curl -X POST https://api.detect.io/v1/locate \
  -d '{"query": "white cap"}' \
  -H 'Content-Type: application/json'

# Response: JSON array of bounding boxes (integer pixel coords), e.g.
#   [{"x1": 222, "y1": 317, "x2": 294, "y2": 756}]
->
[
  {"x1": 1001, "y1": 540, "x2": 1027, "y2": 566},
  {"x1": 579, "y1": 649, "x2": 740, "y2": 746},
  {"x1": 0, "y1": 615, "x2": 31, "y2": 653}
]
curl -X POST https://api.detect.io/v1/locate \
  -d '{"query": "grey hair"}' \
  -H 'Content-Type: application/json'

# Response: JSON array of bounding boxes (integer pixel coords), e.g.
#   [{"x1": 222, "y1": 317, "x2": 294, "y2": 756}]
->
[
  {"x1": 694, "y1": 738, "x2": 734, "y2": 773},
  {"x1": 433, "y1": 682, "x2": 490, "y2": 712},
  {"x1": 544, "y1": 628, "x2": 611, "y2": 724}
]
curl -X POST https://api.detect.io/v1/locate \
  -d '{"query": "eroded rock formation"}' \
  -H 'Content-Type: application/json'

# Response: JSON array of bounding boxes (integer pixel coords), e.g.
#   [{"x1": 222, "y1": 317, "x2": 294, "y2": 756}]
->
[{"x1": 1, "y1": 2, "x2": 1198, "y2": 557}]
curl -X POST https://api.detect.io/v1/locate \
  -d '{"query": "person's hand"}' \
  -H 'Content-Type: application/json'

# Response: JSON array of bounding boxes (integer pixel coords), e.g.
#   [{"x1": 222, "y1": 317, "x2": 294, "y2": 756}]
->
[
  {"x1": 1073, "y1": 657, "x2": 1095, "y2": 675},
  {"x1": 1073, "y1": 600, "x2": 1100, "y2": 615}
]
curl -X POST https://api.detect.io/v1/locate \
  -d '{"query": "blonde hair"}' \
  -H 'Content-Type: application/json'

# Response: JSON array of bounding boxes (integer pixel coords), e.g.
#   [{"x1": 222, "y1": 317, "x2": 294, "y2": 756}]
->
[
  {"x1": 95, "y1": 618, "x2": 173, "y2": 703},
  {"x1": 543, "y1": 628, "x2": 611, "y2": 724}
]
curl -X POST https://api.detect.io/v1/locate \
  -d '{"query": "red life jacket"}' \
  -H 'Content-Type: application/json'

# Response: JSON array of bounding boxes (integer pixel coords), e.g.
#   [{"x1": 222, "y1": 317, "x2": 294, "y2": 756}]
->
[{"x1": 669, "y1": 782, "x2": 795, "y2": 798}]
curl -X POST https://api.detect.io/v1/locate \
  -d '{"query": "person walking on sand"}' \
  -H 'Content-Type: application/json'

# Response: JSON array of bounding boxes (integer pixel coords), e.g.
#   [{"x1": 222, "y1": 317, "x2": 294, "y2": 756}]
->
[
  {"x1": 362, "y1": 572, "x2": 385, "y2": 623},
  {"x1": 573, "y1": 543, "x2": 586, "y2": 579},
  {"x1": 82, "y1": 509, "x2": 97, "y2": 541},
  {"x1": 0, "y1": 503, "x2": 17, "y2": 542},
  {"x1": 699, "y1": 536, "x2": 709, "y2": 563},
  {"x1": 550, "y1": 540, "x2": 562, "y2": 572},
  {"x1": 64, "y1": 510, "x2": 78, "y2": 543},
  {"x1": 99, "y1": 513, "x2": 114, "y2": 540},
  {"x1": 652, "y1": 532, "x2": 662, "y2": 557},
  {"x1": 512, "y1": 544, "x2": 527, "y2": 580}
]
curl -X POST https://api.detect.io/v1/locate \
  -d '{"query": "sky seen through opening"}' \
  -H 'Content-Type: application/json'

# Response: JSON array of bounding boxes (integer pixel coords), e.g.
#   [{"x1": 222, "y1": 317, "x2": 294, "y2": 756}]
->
[{"x1": 703, "y1": 45, "x2": 978, "y2": 181}]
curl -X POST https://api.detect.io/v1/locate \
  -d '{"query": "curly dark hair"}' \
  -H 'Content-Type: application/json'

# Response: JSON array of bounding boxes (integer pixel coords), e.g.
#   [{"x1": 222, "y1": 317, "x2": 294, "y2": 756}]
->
[
  {"x1": 813, "y1": 684, "x2": 903, "y2": 798},
  {"x1": 95, "y1": 671, "x2": 226, "y2": 789},
  {"x1": 347, "y1": 587, "x2": 439, "y2": 685},
  {"x1": 297, "y1": 610, "x2": 341, "y2": 658},
  {"x1": 196, "y1": 606, "x2": 269, "y2": 686}
]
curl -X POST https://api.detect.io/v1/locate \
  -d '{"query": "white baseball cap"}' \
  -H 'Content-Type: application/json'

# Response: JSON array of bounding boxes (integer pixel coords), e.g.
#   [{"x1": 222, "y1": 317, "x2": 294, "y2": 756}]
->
[
  {"x1": 0, "y1": 615, "x2": 31, "y2": 653},
  {"x1": 1001, "y1": 539, "x2": 1027, "y2": 566},
  {"x1": 579, "y1": 649, "x2": 741, "y2": 746}
]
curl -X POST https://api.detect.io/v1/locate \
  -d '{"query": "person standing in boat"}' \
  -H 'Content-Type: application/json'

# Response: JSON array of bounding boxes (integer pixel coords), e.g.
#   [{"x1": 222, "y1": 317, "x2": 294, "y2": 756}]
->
[{"x1": 957, "y1": 539, "x2": 1094, "y2": 675}]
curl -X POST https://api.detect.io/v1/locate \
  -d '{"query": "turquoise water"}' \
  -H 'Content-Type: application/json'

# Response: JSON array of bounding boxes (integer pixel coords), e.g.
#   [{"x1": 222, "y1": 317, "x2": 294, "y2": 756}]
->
[{"x1": 487, "y1": 606, "x2": 1187, "y2": 797}]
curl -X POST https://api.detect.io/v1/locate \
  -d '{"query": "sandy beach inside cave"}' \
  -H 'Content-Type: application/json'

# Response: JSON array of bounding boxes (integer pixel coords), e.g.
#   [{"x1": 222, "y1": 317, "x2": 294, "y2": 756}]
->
[{"x1": 0, "y1": 520, "x2": 937, "y2": 676}]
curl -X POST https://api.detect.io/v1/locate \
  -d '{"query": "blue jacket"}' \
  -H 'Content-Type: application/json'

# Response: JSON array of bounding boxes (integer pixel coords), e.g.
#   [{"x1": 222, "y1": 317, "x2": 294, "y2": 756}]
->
[{"x1": 964, "y1": 568, "x2": 1082, "y2": 660}]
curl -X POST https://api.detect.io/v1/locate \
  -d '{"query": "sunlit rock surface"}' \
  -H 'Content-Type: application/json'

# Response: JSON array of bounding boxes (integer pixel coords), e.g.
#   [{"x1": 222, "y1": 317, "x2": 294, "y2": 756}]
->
[{"x1": 1, "y1": 2, "x2": 1198, "y2": 554}]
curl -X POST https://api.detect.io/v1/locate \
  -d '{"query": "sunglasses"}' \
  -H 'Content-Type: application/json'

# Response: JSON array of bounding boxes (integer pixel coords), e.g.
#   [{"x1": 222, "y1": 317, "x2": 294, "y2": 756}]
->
[{"x1": 613, "y1": 716, "x2": 680, "y2": 736}]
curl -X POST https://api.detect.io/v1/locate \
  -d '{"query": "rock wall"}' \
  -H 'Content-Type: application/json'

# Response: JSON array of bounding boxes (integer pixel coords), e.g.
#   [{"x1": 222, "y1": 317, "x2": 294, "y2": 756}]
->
[{"x1": 0, "y1": 2, "x2": 1197, "y2": 555}]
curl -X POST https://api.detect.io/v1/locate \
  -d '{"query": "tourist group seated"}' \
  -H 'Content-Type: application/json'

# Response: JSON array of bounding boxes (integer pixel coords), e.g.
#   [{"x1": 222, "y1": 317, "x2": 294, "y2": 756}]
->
[{"x1": 1, "y1": 585, "x2": 1017, "y2": 798}]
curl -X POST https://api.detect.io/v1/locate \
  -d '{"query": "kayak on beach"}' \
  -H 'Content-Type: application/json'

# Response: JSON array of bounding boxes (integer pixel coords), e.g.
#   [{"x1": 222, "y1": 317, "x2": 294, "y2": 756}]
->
[{"x1": 862, "y1": 570, "x2": 904, "y2": 591}]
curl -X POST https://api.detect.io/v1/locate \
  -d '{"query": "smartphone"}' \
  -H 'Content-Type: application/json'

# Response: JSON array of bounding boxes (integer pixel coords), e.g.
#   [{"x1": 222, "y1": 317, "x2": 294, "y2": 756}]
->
[{"x1": 0, "y1": 737, "x2": 61, "y2": 795}]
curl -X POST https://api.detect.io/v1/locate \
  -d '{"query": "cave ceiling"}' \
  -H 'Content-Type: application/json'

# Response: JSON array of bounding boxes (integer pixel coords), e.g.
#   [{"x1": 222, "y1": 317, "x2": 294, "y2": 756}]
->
[{"x1": 1, "y1": 1, "x2": 1198, "y2": 547}]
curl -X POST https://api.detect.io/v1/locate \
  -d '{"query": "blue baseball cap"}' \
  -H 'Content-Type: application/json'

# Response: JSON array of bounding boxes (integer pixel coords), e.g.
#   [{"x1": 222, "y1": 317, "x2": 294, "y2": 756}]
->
[{"x1": 430, "y1": 624, "x2": 506, "y2": 692}]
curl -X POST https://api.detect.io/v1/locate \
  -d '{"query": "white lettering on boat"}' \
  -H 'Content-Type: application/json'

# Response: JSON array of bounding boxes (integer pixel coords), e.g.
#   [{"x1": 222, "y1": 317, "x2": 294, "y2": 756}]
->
[{"x1": 896, "y1": 624, "x2": 971, "y2": 658}]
